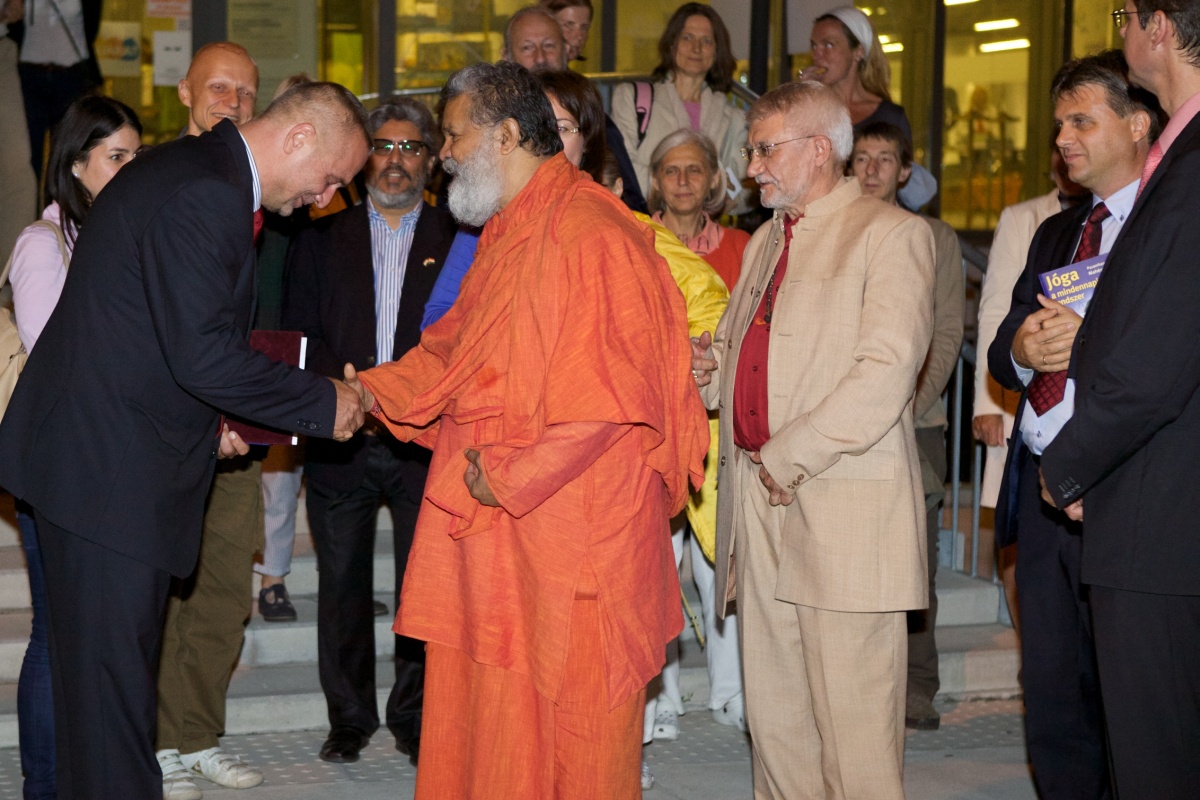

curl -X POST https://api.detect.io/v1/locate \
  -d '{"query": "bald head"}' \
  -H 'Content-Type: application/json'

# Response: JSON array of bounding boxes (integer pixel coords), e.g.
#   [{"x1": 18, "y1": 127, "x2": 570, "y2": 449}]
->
[
  {"x1": 241, "y1": 82, "x2": 372, "y2": 217},
  {"x1": 179, "y1": 42, "x2": 259, "y2": 136},
  {"x1": 503, "y1": 7, "x2": 565, "y2": 73}
]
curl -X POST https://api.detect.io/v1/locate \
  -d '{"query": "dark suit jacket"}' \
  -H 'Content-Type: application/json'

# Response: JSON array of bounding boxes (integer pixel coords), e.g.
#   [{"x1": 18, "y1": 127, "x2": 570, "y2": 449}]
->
[
  {"x1": 987, "y1": 202, "x2": 1089, "y2": 548},
  {"x1": 1040, "y1": 112, "x2": 1200, "y2": 595},
  {"x1": 0, "y1": 120, "x2": 337, "y2": 578},
  {"x1": 604, "y1": 114, "x2": 648, "y2": 214},
  {"x1": 283, "y1": 199, "x2": 456, "y2": 492}
]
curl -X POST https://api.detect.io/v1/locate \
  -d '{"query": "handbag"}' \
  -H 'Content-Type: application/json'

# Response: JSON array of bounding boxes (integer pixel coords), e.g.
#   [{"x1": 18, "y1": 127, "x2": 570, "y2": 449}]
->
[{"x1": 0, "y1": 219, "x2": 70, "y2": 421}]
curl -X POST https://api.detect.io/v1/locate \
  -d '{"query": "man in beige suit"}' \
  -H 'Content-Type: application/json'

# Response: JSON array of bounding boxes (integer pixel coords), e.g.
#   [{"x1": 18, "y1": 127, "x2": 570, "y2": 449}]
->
[{"x1": 693, "y1": 81, "x2": 934, "y2": 799}]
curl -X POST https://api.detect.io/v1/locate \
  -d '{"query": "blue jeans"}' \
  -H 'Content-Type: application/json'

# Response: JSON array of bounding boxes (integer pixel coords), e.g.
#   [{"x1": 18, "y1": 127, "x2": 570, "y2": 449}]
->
[{"x1": 17, "y1": 506, "x2": 56, "y2": 799}]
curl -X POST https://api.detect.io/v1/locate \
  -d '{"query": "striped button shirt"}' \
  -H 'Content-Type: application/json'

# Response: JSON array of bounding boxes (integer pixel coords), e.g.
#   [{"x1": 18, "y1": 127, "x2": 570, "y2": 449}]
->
[{"x1": 369, "y1": 198, "x2": 422, "y2": 364}]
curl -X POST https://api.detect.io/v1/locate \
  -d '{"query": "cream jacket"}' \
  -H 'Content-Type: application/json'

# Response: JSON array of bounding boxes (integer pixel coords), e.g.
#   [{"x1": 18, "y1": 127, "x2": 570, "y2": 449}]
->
[{"x1": 701, "y1": 178, "x2": 935, "y2": 614}]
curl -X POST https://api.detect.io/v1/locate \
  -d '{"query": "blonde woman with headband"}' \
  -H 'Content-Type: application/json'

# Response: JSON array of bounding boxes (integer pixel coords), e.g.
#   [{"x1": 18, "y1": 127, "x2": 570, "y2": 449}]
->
[{"x1": 803, "y1": 5, "x2": 938, "y2": 208}]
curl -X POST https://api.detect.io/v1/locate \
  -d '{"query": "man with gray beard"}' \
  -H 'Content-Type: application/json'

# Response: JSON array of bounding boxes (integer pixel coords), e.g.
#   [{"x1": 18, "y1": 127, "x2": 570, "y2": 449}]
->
[{"x1": 282, "y1": 96, "x2": 457, "y2": 766}]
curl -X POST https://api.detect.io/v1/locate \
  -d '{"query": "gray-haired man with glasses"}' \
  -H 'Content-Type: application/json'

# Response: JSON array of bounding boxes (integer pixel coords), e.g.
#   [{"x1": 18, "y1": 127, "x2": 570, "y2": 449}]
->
[
  {"x1": 282, "y1": 95, "x2": 457, "y2": 766},
  {"x1": 692, "y1": 80, "x2": 935, "y2": 799}
]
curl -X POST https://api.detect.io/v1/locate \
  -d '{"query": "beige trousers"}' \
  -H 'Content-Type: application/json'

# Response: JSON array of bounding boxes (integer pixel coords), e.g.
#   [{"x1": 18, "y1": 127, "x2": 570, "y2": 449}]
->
[{"x1": 736, "y1": 457, "x2": 907, "y2": 800}]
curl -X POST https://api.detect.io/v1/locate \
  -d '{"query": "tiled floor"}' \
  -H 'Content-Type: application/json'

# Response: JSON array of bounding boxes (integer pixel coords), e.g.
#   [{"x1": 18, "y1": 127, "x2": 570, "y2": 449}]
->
[{"x1": 0, "y1": 699, "x2": 1034, "y2": 799}]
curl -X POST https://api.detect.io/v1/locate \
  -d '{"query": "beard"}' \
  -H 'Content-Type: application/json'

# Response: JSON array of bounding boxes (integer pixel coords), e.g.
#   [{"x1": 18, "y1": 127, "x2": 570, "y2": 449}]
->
[
  {"x1": 366, "y1": 164, "x2": 425, "y2": 210},
  {"x1": 445, "y1": 144, "x2": 504, "y2": 227}
]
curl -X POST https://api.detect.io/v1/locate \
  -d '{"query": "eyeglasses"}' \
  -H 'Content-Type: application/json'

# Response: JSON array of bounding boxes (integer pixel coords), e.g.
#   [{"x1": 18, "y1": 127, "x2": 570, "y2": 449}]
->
[
  {"x1": 1110, "y1": 8, "x2": 1142, "y2": 29},
  {"x1": 740, "y1": 135, "x2": 818, "y2": 162},
  {"x1": 556, "y1": 123, "x2": 582, "y2": 135},
  {"x1": 371, "y1": 139, "x2": 429, "y2": 158}
]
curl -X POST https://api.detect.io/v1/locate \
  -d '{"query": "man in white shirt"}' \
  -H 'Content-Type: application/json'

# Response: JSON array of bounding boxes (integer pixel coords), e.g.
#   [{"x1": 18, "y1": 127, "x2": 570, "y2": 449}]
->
[{"x1": 987, "y1": 50, "x2": 1160, "y2": 800}]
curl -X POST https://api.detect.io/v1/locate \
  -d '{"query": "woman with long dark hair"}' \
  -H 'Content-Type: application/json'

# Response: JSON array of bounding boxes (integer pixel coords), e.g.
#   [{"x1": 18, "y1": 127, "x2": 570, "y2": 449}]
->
[
  {"x1": 610, "y1": 3, "x2": 747, "y2": 210},
  {"x1": 6, "y1": 93, "x2": 141, "y2": 800}
]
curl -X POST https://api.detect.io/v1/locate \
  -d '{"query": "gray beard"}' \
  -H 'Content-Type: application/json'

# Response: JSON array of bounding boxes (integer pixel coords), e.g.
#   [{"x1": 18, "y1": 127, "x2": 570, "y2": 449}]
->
[
  {"x1": 366, "y1": 181, "x2": 423, "y2": 211},
  {"x1": 445, "y1": 147, "x2": 503, "y2": 227}
]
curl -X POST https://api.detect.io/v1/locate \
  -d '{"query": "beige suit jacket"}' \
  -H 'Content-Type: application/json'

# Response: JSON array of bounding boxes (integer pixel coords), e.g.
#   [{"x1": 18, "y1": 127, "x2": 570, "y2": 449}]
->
[{"x1": 702, "y1": 178, "x2": 935, "y2": 615}]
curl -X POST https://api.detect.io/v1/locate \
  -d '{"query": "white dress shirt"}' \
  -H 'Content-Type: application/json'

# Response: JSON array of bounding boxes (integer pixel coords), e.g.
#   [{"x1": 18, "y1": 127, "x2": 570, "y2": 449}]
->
[{"x1": 1016, "y1": 177, "x2": 1139, "y2": 454}]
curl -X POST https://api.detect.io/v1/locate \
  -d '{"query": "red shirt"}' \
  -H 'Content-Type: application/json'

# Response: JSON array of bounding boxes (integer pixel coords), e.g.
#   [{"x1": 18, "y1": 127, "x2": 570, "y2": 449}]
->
[{"x1": 733, "y1": 217, "x2": 796, "y2": 452}]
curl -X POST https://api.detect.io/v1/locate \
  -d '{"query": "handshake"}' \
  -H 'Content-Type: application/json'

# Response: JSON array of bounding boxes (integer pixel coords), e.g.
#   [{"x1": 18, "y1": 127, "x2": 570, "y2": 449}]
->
[
  {"x1": 332, "y1": 363, "x2": 377, "y2": 441},
  {"x1": 218, "y1": 363, "x2": 378, "y2": 458}
]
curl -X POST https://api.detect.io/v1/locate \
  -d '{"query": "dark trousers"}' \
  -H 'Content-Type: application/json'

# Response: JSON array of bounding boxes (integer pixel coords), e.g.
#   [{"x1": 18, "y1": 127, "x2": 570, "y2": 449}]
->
[
  {"x1": 907, "y1": 425, "x2": 946, "y2": 703},
  {"x1": 306, "y1": 435, "x2": 428, "y2": 742},
  {"x1": 1015, "y1": 453, "x2": 1110, "y2": 800},
  {"x1": 17, "y1": 61, "x2": 92, "y2": 180},
  {"x1": 16, "y1": 506, "x2": 55, "y2": 800},
  {"x1": 1091, "y1": 586, "x2": 1200, "y2": 800},
  {"x1": 34, "y1": 510, "x2": 171, "y2": 800}
]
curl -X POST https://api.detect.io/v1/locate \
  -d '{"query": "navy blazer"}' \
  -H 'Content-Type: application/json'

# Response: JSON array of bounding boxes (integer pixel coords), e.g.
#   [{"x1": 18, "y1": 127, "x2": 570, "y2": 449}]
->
[
  {"x1": 283, "y1": 199, "x2": 457, "y2": 492},
  {"x1": 1041, "y1": 112, "x2": 1200, "y2": 595},
  {"x1": 987, "y1": 202, "x2": 1089, "y2": 548},
  {"x1": 0, "y1": 120, "x2": 337, "y2": 577}
]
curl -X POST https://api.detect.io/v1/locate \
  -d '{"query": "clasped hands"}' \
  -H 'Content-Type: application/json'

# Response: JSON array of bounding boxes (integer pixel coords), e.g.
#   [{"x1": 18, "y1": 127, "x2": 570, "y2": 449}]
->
[{"x1": 1012, "y1": 294, "x2": 1082, "y2": 373}]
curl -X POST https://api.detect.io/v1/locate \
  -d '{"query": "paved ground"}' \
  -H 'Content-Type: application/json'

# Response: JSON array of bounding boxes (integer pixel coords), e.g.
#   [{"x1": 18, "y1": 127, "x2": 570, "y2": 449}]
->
[{"x1": 0, "y1": 698, "x2": 1035, "y2": 799}]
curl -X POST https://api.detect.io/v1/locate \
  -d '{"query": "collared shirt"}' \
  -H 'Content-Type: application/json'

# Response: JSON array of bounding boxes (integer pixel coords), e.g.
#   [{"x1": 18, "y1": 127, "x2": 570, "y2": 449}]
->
[
  {"x1": 19, "y1": 0, "x2": 87, "y2": 66},
  {"x1": 235, "y1": 129, "x2": 262, "y2": 211},
  {"x1": 369, "y1": 197, "x2": 422, "y2": 364},
  {"x1": 733, "y1": 214, "x2": 797, "y2": 453},
  {"x1": 650, "y1": 211, "x2": 725, "y2": 257},
  {"x1": 1156, "y1": 90, "x2": 1200, "y2": 155},
  {"x1": 1016, "y1": 177, "x2": 1139, "y2": 454}
]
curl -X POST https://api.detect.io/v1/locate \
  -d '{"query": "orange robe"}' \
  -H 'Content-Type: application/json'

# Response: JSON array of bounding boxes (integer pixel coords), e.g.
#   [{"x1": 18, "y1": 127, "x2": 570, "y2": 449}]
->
[{"x1": 357, "y1": 155, "x2": 708, "y2": 790}]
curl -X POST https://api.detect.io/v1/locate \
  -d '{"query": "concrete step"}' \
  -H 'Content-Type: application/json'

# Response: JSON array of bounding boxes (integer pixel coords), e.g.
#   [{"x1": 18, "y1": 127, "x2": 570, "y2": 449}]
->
[
  {"x1": 0, "y1": 561, "x2": 1004, "y2": 683},
  {"x1": 0, "y1": 622, "x2": 1020, "y2": 748}
]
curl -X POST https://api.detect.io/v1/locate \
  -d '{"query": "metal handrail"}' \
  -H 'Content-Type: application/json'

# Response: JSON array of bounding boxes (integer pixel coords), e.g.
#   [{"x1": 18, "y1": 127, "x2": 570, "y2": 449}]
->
[{"x1": 359, "y1": 71, "x2": 761, "y2": 109}]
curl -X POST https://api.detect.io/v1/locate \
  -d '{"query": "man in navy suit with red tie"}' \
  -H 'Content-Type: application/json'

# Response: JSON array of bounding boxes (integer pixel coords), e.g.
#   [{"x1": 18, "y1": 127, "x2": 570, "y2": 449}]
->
[{"x1": 989, "y1": 51, "x2": 1159, "y2": 799}]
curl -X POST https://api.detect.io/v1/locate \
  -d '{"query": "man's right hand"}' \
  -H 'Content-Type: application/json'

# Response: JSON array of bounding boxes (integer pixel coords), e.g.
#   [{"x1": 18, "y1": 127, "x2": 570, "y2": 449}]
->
[
  {"x1": 330, "y1": 376, "x2": 365, "y2": 441},
  {"x1": 1012, "y1": 297, "x2": 1078, "y2": 373},
  {"x1": 691, "y1": 331, "x2": 717, "y2": 387},
  {"x1": 972, "y1": 414, "x2": 1005, "y2": 447}
]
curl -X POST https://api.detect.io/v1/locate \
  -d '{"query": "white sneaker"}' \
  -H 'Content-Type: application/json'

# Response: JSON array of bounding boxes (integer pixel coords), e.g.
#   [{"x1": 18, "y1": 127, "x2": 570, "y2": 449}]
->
[
  {"x1": 712, "y1": 693, "x2": 747, "y2": 732},
  {"x1": 640, "y1": 759, "x2": 656, "y2": 790},
  {"x1": 181, "y1": 746, "x2": 264, "y2": 789},
  {"x1": 651, "y1": 705, "x2": 679, "y2": 741},
  {"x1": 157, "y1": 749, "x2": 202, "y2": 800}
]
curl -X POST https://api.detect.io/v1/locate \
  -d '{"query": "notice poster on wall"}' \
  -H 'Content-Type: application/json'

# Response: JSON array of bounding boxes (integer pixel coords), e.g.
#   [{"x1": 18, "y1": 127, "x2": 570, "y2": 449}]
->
[
  {"x1": 153, "y1": 31, "x2": 192, "y2": 87},
  {"x1": 96, "y1": 21, "x2": 142, "y2": 78},
  {"x1": 147, "y1": 0, "x2": 192, "y2": 30},
  {"x1": 228, "y1": 0, "x2": 300, "y2": 61}
]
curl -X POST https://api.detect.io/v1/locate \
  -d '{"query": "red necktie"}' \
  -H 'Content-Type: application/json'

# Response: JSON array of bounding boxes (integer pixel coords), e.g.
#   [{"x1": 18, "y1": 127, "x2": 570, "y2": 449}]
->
[
  {"x1": 1027, "y1": 201, "x2": 1111, "y2": 416},
  {"x1": 1136, "y1": 141, "x2": 1163, "y2": 200},
  {"x1": 252, "y1": 209, "x2": 265, "y2": 244}
]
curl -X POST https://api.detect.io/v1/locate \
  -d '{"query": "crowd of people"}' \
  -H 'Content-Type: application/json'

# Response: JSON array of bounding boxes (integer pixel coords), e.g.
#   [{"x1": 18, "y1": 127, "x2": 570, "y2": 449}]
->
[{"x1": 1, "y1": 1, "x2": 1198, "y2": 799}]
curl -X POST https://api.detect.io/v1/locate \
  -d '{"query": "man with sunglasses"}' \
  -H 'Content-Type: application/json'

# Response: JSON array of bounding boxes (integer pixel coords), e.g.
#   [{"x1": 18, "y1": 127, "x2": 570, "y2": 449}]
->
[
  {"x1": 283, "y1": 96, "x2": 455, "y2": 766},
  {"x1": 691, "y1": 80, "x2": 934, "y2": 799}
]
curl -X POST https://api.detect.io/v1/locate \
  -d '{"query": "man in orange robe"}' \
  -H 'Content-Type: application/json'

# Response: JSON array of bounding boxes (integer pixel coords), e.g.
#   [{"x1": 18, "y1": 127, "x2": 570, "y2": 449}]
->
[{"x1": 347, "y1": 61, "x2": 708, "y2": 799}]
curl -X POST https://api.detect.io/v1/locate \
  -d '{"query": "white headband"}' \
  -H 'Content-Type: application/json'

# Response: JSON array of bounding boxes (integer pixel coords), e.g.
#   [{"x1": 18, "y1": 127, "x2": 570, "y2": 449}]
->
[{"x1": 827, "y1": 6, "x2": 875, "y2": 57}]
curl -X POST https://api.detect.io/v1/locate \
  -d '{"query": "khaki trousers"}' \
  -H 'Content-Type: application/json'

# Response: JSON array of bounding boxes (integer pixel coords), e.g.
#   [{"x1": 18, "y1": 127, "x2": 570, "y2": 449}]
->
[
  {"x1": 736, "y1": 457, "x2": 907, "y2": 800},
  {"x1": 0, "y1": 38, "x2": 37, "y2": 261},
  {"x1": 157, "y1": 457, "x2": 264, "y2": 753}
]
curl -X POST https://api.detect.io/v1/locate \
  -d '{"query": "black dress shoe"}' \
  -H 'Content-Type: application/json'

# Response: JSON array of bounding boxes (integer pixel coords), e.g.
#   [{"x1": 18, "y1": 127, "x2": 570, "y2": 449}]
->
[
  {"x1": 395, "y1": 736, "x2": 419, "y2": 766},
  {"x1": 319, "y1": 727, "x2": 371, "y2": 763}
]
